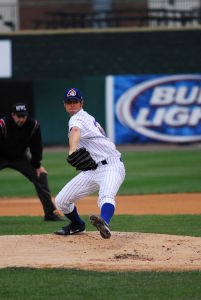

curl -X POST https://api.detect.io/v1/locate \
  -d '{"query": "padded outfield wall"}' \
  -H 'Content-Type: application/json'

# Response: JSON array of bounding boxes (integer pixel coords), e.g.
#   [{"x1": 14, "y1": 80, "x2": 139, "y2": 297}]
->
[{"x1": 0, "y1": 28, "x2": 200, "y2": 144}]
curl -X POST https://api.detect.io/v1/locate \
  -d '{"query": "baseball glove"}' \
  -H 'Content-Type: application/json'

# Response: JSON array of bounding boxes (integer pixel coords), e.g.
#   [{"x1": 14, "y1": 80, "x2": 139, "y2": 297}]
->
[{"x1": 67, "y1": 147, "x2": 98, "y2": 171}]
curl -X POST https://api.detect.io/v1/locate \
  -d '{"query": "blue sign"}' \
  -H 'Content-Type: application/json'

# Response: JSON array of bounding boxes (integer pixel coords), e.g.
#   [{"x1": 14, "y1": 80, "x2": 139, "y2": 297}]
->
[{"x1": 106, "y1": 74, "x2": 201, "y2": 143}]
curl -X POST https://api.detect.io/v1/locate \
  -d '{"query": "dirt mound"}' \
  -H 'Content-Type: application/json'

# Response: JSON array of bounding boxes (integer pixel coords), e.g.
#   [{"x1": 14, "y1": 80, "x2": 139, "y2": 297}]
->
[
  {"x1": 1, "y1": 194, "x2": 201, "y2": 271},
  {"x1": 1, "y1": 232, "x2": 201, "y2": 271}
]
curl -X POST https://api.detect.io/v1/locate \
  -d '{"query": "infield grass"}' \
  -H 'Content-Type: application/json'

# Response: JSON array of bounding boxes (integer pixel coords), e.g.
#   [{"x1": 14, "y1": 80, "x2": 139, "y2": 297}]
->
[
  {"x1": 0, "y1": 268, "x2": 201, "y2": 300},
  {"x1": 0, "y1": 148, "x2": 201, "y2": 196},
  {"x1": 0, "y1": 215, "x2": 201, "y2": 236}
]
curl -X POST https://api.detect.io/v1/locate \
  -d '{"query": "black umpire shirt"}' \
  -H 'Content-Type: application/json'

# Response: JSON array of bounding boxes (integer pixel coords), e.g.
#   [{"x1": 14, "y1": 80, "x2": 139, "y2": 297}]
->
[{"x1": 0, "y1": 115, "x2": 43, "y2": 169}]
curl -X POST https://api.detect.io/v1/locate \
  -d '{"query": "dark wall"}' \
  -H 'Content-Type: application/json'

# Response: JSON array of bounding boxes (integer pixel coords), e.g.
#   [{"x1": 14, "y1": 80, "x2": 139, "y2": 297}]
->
[
  {"x1": 0, "y1": 28, "x2": 200, "y2": 144},
  {"x1": 1, "y1": 29, "x2": 201, "y2": 80},
  {"x1": 0, "y1": 81, "x2": 34, "y2": 118}
]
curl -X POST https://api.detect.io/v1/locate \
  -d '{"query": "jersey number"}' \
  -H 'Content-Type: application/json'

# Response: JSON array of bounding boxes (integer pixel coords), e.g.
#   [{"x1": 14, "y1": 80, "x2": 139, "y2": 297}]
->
[{"x1": 93, "y1": 120, "x2": 105, "y2": 136}]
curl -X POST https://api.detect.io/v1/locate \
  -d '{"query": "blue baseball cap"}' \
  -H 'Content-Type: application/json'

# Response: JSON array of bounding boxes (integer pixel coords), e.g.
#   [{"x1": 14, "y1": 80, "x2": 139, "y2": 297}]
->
[{"x1": 64, "y1": 88, "x2": 83, "y2": 102}]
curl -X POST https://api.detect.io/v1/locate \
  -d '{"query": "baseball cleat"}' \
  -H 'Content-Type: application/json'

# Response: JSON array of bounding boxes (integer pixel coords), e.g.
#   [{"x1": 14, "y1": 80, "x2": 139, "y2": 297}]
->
[
  {"x1": 54, "y1": 222, "x2": 85, "y2": 236},
  {"x1": 90, "y1": 214, "x2": 111, "y2": 239}
]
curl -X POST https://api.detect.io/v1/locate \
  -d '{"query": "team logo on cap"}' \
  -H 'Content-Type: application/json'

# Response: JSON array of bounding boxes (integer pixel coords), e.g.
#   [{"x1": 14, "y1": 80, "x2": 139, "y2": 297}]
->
[
  {"x1": 67, "y1": 89, "x2": 76, "y2": 97},
  {"x1": 16, "y1": 105, "x2": 26, "y2": 111}
]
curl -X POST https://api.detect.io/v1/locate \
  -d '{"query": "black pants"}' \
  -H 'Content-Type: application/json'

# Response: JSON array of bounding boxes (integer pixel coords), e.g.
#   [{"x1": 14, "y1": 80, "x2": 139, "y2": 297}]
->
[{"x1": 0, "y1": 156, "x2": 55, "y2": 215}]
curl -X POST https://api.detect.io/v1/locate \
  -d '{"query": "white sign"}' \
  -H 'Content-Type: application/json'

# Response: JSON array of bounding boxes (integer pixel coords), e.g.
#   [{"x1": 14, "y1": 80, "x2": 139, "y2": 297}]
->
[{"x1": 0, "y1": 40, "x2": 12, "y2": 78}]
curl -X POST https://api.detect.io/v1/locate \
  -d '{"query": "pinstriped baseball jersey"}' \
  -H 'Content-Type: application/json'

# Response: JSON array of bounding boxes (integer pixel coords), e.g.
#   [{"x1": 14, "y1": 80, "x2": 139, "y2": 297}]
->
[
  {"x1": 69, "y1": 109, "x2": 121, "y2": 162},
  {"x1": 55, "y1": 106, "x2": 125, "y2": 216}
]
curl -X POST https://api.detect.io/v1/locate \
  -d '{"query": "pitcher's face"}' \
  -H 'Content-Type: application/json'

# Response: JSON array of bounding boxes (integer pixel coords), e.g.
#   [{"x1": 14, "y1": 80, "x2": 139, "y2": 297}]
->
[{"x1": 64, "y1": 99, "x2": 83, "y2": 116}]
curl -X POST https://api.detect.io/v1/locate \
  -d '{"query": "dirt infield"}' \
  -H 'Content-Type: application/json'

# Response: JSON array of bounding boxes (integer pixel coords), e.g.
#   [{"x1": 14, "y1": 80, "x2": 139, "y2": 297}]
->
[
  {"x1": 0, "y1": 194, "x2": 201, "y2": 271},
  {"x1": 1, "y1": 193, "x2": 201, "y2": 216}
]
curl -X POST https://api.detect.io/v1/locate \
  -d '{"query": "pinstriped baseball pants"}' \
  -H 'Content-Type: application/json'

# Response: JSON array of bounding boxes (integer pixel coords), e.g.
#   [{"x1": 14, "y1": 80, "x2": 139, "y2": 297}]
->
[{"x1": 55, "y1": 157, "x2": 125, "y2": 214}]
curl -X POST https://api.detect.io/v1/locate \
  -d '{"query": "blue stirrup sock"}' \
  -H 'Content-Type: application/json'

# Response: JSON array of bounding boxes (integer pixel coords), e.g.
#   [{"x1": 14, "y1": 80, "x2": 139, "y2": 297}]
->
[
  {"x1": 65, "y1": 206, "x2": 85, "y2": 226},
  {"x1": 101, "y1": 203, "x2": 115, "y2": 225}
]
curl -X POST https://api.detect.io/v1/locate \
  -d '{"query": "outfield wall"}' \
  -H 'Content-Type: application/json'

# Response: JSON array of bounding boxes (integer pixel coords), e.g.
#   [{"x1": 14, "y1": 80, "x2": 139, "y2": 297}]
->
[{"x1": 0, "y1": 28, "x2": 200, "y2": 144}]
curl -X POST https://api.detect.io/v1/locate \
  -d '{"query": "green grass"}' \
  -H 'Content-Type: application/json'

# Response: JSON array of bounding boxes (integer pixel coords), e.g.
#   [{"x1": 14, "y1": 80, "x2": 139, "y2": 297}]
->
[
  {"x1": 122, "y1": 149, "x2": 201, "y2": 194},
  {"x1": 0, "y1": 268, "x2": 201, "y2": 300},
  {"x1": 1, "y1": 149, "x2": 201, "y2": 299},
  {"x1": 0, "y1": 215, "x2": 201, "y2": 236},
  {"x1": 0, "y1": 149, "x2": 201, "y2": 197}
]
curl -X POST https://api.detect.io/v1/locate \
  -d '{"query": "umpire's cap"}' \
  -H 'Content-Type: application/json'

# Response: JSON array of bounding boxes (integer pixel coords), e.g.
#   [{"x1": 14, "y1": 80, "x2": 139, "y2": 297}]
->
[
  {"x1": 64, "y1": 88, "x2": 83, "y2": 102},
  {"x1": 12, "y1": 102, "x2": 28, "y2": 117}
]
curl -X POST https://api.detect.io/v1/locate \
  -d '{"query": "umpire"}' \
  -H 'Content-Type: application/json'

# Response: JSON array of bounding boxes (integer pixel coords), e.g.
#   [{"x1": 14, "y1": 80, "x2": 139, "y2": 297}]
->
[{"x1": 0, "y1": 102, "x2": 61, "y2": 221}]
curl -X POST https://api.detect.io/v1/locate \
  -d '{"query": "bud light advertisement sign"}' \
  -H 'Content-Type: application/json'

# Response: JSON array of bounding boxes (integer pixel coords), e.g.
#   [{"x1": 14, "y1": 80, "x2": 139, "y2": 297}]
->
[{"x1": 106, "y1": 74, "x2": 201, "y2": 143}]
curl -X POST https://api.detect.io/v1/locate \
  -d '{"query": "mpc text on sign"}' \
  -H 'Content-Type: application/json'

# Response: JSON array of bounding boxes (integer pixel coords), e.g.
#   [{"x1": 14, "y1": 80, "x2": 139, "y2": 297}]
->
[{"x1": 106, "y1": 74, "x2": 201, "y2": 144}]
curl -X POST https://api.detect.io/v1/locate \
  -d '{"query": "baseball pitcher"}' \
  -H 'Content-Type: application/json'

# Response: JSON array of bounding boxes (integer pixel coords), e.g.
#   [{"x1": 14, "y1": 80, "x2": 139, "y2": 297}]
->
[{"x1": 54, "y1": 88, "x2": 125, "y2": 238}]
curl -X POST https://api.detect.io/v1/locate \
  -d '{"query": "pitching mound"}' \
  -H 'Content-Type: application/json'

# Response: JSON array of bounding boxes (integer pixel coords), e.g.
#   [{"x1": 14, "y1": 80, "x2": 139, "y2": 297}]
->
[{"x1": 1, "y1": 232, "x2": 201, "y2": 271}]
